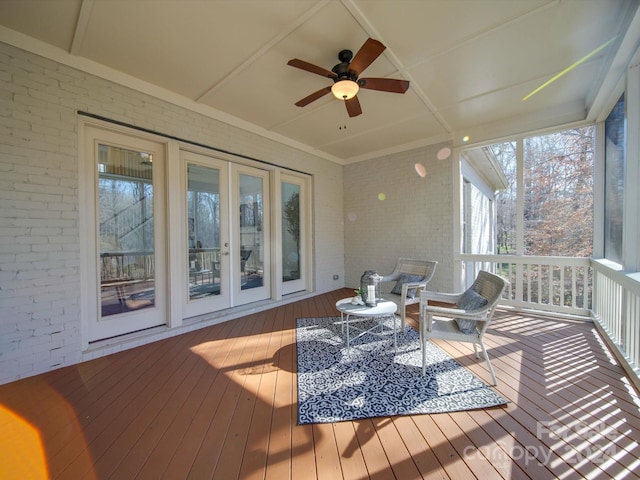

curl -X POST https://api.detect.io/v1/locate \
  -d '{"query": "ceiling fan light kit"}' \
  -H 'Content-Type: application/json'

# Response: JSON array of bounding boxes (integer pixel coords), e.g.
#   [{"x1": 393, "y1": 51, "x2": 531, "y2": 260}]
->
[
  {"x1": 287, "y1": 38, "x2": 409, "y2": 117},
  {"x1": 331, "y1": 79, "x2": 359, "y2": 100}
]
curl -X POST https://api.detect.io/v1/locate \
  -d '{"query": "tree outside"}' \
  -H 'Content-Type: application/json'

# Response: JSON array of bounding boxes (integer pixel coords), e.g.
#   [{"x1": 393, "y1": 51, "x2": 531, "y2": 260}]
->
[
  {"x1": 493, "y1": 126, "x2": 594, "y2": 258},
  {"x1": 488, "y1": 126, "x2": 595, "y2": 308}
]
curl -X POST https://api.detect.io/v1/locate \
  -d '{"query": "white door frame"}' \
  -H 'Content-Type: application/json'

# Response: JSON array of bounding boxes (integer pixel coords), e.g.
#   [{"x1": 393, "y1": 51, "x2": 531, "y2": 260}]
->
[{"x1": 80, "y1": 123, "x2": 168, "y2": 343}]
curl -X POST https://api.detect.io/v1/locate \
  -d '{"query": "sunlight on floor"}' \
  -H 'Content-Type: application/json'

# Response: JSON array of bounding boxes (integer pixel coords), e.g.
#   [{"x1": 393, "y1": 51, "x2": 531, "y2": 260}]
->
[
  {"x1": 0, "y1": 405, "x2": 48, "y2": 479},
  {"x1": 621, "y1": 377, "x2": 640, "y2": 410},
  {"x1": 543, "y1": 332, "x2": 598, "y2": 392}
]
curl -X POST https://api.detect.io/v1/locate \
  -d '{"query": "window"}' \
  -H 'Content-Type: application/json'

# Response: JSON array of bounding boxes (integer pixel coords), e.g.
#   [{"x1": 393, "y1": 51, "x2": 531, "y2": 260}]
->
[
  {"x1": 523, "y1": 128, "x2": 594, "y2": 257},
  {"x1": 279, "y1": 173, "x2": 310, "y2": 296},
  {"x1": 282, "y1": 181, "x2": 301, "y2": 281},
  {"x1": 98, "y1": 145, "x2": 156, "y2": 316},
  {"x1": 493, "y1": 142, "x2": 517, "y2": 254},
  {"x1": 488, "y1": 127, "x2": 595, "y2": 258},
  {"x1": 604, "y1": 94, "x2": 625, "y2": 264},
  {"x1": 462, "y1": 179, "x2": 495, "y2": 254},
  {"x1": 462, "y1": 126, "x2": 594, "y2": 310},
  {"x1": 187, "y1": 164, "x2": 221, "y2": 301}
]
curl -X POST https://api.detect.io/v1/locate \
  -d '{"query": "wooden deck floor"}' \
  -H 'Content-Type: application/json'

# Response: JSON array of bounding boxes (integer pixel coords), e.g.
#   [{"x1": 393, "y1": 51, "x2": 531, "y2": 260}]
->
[{"x1": 1, "y1": 288, "x2": 640, "y2": 479}]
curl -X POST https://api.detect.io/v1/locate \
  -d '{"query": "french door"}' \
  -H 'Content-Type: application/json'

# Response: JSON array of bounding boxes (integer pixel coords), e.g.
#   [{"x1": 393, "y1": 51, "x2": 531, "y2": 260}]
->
[
  {"x1": 179, "y1": 153, "x2": 271, "y2": 316},
  {"x1": 180, "y1": 151, "x2": 231, "y2": 318},
  {"x1": 83, "y1": 126, "x2": 167, "y2": 341},
  {"x1": 82, "y1": 124, "x2": 306, "y2": 342}
]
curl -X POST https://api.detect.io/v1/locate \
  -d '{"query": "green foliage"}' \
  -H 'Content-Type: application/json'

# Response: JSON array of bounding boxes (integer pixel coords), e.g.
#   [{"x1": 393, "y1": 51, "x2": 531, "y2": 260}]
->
[{"x1": 283, "y1": 192, "x2": 300, "y2": 242}]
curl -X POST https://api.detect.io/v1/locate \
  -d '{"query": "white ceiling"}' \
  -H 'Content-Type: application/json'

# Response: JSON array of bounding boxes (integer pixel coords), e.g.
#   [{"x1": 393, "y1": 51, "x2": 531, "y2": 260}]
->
[{"x1": 0, "y1": 0, "x2": 637, "y2": 163}]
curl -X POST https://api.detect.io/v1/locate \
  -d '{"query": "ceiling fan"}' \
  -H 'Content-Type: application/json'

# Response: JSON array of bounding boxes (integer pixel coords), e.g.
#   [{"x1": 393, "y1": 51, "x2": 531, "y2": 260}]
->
[{"x1": 287, "y1": 38, "x2": 410, "y2": 117}]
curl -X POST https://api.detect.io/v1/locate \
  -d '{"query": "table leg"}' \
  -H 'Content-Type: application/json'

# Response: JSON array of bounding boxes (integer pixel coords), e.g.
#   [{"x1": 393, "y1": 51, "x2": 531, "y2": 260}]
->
[
  {"x1": 392, "y1": 314, "x2": 397, "y2": 352},
  {"x1": 346, "y1": 313, "x2": 351, "y2": 347},
  {"x1": 379, "y1": 314, "x2": 397, "y2": 352},
  {"x1": 341, "y1": 311, "x2": 397, "y2": 351}
]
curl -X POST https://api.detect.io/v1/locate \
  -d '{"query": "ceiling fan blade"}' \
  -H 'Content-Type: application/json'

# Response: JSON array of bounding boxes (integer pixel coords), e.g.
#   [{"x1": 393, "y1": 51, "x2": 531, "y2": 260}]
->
[
  {"x1": 287, "y1": 59, "x2": 337, "y2": 78},
  {"x1": 359, "y1": 77, "x2": 410, "y2": 93},
  {"x1": 294, "y1": 86, "x2": 332, "y2": 107},
  {"x1": 349, "y1": 38, "x2": 386, "y2": 75},
  {"x1": 345, "y1": 96, "x2": 362, "y2": 117}
]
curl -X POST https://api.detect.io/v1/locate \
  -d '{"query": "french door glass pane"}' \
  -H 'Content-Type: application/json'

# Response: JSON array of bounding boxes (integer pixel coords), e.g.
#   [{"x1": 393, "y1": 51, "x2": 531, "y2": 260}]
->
[
  {"x1": 239, "y1": 174, "x2": 263, "y2": 290},
  {"x1": 282, "y1": 182, "x2": 301, "y2": 281},
  {"x1": 187, "y1": 164, "x2": 221, "y2": 300},
  {"x1": 98, "y1": 144, "x2": 155, "y2": 317}
]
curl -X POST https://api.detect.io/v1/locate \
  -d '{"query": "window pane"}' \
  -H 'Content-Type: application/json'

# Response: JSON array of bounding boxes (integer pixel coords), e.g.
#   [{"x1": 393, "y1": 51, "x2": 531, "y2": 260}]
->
[
  {"x1": 187, "y1": 164, "x2": 220, "y2": 300},
  {"x1": 462, "y1": 179, "x2": 495, "y2": 254},
  {"x1": 98, "y1": 144, "x2": 155, "y2": 317},
  {"x1": 282, "y1": 182, "x2": 301, "y2": 281},
  {"x1": 523, "y1": 127, "x2": 594, "y2": 256},
  {"x1": 604, "y1": 94, "x2": 625, "y2": 264},
  {"x1": 492, "y1": 142, "x2": 517, "y2": 254},
  {"x1": 239, "y1": 174, "x2": 264, "y2": 289}
]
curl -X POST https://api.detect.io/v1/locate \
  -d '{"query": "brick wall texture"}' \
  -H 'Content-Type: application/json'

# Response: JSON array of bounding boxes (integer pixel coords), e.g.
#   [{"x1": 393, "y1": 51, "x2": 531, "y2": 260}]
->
[{"x1": 343, "y1": 143, "x2": 455, "y2": 292}]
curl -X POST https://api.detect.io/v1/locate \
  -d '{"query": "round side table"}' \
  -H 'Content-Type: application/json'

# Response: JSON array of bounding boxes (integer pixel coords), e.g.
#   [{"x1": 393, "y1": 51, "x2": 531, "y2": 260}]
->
[{"x1": 335, "y1": 297, "x2": 398, "y2": 350}]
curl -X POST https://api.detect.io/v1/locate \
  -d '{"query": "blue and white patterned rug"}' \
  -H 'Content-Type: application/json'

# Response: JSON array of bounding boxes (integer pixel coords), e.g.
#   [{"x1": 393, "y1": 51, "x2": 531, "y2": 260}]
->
[{"x1": 296, "y1": 316, "x2": 509, "y2": 424}]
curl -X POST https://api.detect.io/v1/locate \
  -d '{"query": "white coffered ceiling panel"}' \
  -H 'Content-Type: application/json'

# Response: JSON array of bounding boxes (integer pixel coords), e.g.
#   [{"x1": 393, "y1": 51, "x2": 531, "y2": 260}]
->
[{"x1": 0, "y1": 0, "x2": 636, "y2": 163}]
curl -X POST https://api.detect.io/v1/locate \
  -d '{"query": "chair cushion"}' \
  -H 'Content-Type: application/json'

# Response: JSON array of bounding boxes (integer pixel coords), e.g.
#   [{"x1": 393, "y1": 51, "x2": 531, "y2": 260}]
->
[
  {"x1": 390, "y1": 273, "x2": 424, "y2": 299},
  {"x1": 454, "y1": 288, "x2": 489, "y2": 333}
]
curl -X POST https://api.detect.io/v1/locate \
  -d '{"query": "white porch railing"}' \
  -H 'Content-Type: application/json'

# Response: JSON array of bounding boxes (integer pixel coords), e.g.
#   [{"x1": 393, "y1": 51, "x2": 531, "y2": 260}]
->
[
  {"x1": 459, "y1": 254, "x2": 640, "y2": 389},
  {"x1": 591, "y1": 260, "x2": 640, "y2": 382},
  {"x1": 458, "y1": 254, "x2": 592, "y2": 318}
]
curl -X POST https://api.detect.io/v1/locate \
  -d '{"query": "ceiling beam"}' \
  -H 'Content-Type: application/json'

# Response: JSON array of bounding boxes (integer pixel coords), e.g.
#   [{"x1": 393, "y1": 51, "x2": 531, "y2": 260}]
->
[
  {"x1": 339, "y1": 0, "x2": 452, "y2": 136},
  {"x1": 70, "y1": 0, "x2": 94, "y2": 55}
]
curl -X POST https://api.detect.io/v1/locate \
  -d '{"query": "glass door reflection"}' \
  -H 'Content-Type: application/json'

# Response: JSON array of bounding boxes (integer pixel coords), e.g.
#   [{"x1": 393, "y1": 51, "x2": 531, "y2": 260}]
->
[
  {"x1": 98, "y1": 144, "x2": 156, "y2": 317},
  {"x1": 239, "y1": 173, "x2": 264, "y2": 290},
  {"x1": 187, "y1": 164, "x2": 221, "y2": 300},
  {"x1": 282, "y1": 182, "x2": 301, "y2": 282}
]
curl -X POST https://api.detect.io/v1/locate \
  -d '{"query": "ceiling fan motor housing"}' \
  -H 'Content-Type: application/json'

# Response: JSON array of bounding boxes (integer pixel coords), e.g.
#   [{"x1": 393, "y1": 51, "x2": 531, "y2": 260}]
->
[{"x1": 332, "y1": 49, "x2": 358, "y2": 83}]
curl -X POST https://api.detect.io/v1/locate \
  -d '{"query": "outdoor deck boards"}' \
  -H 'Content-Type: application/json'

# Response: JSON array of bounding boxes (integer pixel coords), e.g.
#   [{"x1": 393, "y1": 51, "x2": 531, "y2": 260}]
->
[{"x1": 1, "y1": 288, "x2": 639, "y2": 479}]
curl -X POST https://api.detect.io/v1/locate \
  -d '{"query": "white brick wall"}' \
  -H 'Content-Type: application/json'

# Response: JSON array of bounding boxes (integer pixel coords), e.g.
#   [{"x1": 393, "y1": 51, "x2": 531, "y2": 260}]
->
[
  {"x1": 0, "y1": 42, "x2": 344, "y2": 384},
  {"x1": 343, "y1": 143, "x2": 455, "y2": 292}
]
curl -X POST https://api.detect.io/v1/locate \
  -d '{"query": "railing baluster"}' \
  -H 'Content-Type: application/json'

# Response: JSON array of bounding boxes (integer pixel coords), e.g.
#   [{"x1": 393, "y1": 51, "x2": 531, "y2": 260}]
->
[
  {"x1": 538, "y1": 263, "x2": 543, "y2": 306},
  {"x1": 571, "y1": 266, "x2": 577, "y2": 308},
  {"x1": 559, "y1": 265, "x2": 565, "y2": 307},
  {"x1": 632, "y1": 294, "x2": 639, "y2": 368}
]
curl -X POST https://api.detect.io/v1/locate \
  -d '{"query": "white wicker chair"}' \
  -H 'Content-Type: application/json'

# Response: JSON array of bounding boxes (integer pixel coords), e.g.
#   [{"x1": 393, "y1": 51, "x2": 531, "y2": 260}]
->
[
  {"x1": 380, "y1": 258, "x2": 437, "y2": 332},
  {"x1": 419, "y1": 270, "x2": 508, "y2": 385}
]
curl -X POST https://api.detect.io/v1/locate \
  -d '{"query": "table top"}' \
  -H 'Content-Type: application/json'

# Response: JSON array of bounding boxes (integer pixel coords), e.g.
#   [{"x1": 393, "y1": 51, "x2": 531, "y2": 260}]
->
[{"x1": 335, "y1": 297, "x2": 397, "y2": 316}]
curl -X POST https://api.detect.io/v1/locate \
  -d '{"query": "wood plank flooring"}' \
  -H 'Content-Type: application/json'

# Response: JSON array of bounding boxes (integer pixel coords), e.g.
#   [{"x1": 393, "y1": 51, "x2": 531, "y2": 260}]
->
[{"x1": 1, "y1": 288, "x2": 640, "y2": 479}]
